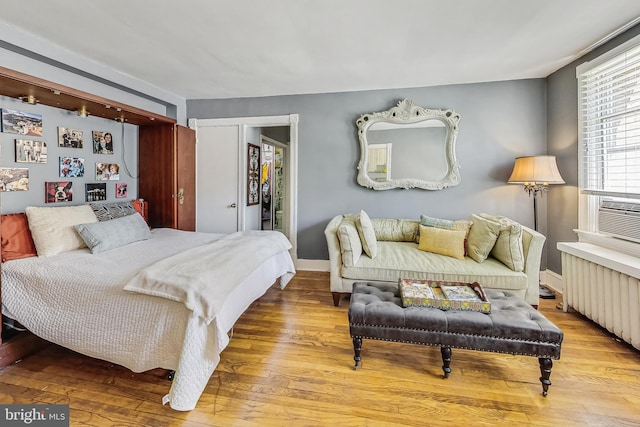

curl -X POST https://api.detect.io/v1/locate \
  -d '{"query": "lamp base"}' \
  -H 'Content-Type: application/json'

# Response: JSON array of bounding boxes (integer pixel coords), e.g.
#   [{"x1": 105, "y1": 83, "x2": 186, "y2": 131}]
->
[{"x1": 539, "y1": 284, "x2": 556, "y2": 299}]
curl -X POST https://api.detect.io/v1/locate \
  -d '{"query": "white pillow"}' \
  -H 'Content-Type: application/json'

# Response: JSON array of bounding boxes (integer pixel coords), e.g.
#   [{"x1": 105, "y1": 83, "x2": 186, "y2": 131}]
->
[
  {"x1": 356, "y1": 210, "x2": 377, "y2": 259},
  {"x1": 75, "y1": 213, "x2": 151, "y2": 254},
  {"x1": 25, "y1": 205, "x2": 98, "y2": 257}
]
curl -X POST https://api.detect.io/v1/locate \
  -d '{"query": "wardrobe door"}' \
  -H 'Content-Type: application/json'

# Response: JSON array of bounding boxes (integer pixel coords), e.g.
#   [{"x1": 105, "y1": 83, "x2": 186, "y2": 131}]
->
[
  {"x1": 138, "y1": 124, "x2": 196, "y2": 230},
  {"x1": 176, "y1": 125, "x2": 196, "y2": 231}
]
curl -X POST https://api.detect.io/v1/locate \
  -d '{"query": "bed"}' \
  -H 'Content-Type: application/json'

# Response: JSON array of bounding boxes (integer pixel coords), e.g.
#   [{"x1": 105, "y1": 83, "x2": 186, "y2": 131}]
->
[{"x1": 0, "y1": 203, "x2": 296, "y2": 411}]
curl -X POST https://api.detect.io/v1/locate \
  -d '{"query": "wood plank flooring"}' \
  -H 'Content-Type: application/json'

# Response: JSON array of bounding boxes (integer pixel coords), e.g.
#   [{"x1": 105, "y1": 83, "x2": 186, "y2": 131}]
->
[{"x1": 1, "y1": 271, "x2": 639, "y2": 426}]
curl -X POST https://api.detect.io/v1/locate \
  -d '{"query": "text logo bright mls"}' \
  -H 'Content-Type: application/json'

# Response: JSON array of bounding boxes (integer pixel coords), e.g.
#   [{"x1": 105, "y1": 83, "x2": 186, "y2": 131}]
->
[{"x1": 1, "y1": 405, "x2": 69, "y2": 426}]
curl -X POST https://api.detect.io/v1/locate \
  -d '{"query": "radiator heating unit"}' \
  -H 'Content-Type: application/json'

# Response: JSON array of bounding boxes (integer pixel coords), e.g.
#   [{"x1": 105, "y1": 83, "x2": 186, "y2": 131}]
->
[{"x1": 561, "y1": 249, "x2": 640, "y2": 351}]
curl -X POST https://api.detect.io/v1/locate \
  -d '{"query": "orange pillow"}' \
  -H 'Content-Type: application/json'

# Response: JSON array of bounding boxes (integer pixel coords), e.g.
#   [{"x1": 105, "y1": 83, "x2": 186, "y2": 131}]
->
[
  {"x1": 131, "y1": 200, "x2": 148, "y2": 224},
  {"x1": 1, "y1": 213, "x2": 38, "y2": 262}
]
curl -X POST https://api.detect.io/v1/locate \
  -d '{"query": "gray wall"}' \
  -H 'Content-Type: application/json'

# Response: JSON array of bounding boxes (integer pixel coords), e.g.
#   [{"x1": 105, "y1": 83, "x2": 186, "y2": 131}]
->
[
  {"x1": 546, "y1": 23, "x2": 640, "y2": 274},
  {"x1": 189, "y1": 80, "x2": 548, "y2": 261},
  {"x1": 0, "y1": 94, "x2": 139, "y2": 213}
]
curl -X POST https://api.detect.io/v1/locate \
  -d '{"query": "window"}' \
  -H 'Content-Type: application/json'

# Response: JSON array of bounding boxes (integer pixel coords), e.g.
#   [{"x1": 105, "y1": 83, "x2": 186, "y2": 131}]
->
[{"x1": 577, "y1": 35, "x2": 640, "y2": 245}]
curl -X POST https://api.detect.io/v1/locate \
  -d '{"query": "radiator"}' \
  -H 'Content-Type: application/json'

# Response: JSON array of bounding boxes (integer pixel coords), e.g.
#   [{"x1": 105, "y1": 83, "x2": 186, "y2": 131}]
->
[{"x1": 561, "y1": 250, "x2": 640, "y2": 351}]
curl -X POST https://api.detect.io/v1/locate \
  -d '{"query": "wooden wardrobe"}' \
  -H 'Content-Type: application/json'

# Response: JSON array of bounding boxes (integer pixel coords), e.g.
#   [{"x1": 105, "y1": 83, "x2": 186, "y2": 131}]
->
[{"x1": 138, "y1": 124, "x2": 196, "y2": 231}]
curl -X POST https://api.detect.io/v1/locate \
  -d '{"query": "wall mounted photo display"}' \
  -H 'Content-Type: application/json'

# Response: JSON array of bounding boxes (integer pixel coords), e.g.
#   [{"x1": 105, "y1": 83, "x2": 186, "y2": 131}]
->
[
  {"x1": 247, "y1": 143, "x2": 260, "y2": 206},
  {"x1": 59, "y1": 157, "x2": 85, "y2": 177},
  {"x1": 57, "y1": 126, "x2": 83, "y2": 148},
  {"x1": 15, "y1": 139, "x2": 47, "y2": 163},
  {"x1": 0, "y1": 167, "x2": 29, "y2": 192},
  {"x1": 92, "y1": 130, "x2": 114, "y2": 154},
  {"x1": 115, "y1": 182, "x2": 127, "y2": 198},
  {"x1": 45, "y1": 181, "x2": 72, "y2": 203},
  {"x1": 1, "y1": 108, "x2": 43, "y2": 136},
  {"x1": 96, "y1": 162, "x2": 120, "y2": 180},
  {"x1": 86, "y1": 183, "x2": 107, "y2": 202}
]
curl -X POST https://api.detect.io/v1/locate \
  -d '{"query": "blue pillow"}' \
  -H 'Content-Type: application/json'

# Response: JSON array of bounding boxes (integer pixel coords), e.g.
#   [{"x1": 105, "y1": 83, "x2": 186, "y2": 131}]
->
[{"x1": 74, "y1": 213, "x2": 151, "y2": 254}]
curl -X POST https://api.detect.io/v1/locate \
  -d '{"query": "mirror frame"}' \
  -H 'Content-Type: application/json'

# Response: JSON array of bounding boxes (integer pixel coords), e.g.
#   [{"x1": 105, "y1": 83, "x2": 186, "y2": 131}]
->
[{"x1": 356, "y1": 99, "x2": 461, "y2": 190}]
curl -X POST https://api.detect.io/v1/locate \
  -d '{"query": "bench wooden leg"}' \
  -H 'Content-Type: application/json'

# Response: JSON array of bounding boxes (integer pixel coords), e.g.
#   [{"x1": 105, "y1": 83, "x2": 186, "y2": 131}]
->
[
  {"x1": 353, "y1": 337, "x2": 362, "y2": 370},
  {"x1": 538, "y1": 357, "x2": 553, "y2": 396},
  {"x1": 441, "y1": 346, "x2": 452, "y2": 378}
]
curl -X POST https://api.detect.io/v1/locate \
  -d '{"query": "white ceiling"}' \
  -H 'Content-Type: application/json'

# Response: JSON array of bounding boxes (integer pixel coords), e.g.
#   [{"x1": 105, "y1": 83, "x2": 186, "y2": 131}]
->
[{"x1": 2, "y1": 0, "x2": 640, "y2": 100}]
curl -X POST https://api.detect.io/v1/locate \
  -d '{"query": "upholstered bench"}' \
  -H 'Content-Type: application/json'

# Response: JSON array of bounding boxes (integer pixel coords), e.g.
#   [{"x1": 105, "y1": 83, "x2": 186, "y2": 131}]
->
[{"x1": 348, "y1": 282, "x2": 563, "y2": 395}]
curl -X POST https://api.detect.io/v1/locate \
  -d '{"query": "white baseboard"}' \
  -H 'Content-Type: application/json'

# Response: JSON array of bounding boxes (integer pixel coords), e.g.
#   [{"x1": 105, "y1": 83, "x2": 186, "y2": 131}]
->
[
  {"x1": 295, "y1": 259, "x2": 330, "y2": 271},
  {"x1": 543, "y1": 269, "x2": 563, "y2": 296}
]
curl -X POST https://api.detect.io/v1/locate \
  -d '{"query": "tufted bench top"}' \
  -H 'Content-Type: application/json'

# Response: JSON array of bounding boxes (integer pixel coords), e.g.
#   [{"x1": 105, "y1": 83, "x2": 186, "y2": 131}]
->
[{"x1": 349, "y1": 281, "x2": 563, "y2": 359}]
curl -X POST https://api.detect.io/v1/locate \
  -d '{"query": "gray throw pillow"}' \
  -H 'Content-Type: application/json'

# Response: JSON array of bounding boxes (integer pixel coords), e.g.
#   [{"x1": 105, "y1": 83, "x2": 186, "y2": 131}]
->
[{"x1": 75, "y1": 212, "x2": 151, "y2": 254}]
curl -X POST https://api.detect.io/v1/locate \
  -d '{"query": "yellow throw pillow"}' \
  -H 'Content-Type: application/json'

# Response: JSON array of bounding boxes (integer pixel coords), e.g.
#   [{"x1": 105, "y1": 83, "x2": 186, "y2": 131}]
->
[{"x1": 418, "y1": 225, "x2": 466, "y2": 260}]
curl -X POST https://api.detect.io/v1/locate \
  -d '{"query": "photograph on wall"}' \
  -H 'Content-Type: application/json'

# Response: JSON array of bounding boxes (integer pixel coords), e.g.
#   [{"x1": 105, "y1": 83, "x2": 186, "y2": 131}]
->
[
  {"x1": 1, "y1": 109, "x2": 43, "y2": 136},
  {"x1": 15, "y1": 139, "x2": 47, "y2": 163},
  {"x1": 59, "y1": 157, "x2": 85, "y2": 177},
  {"x1": 115, "y1": 182, "x2": 127, "y2": 198},
  {"x1": 57, "y1": 127, "x2": 83, "y2": 148},
  {"x1": 0, "y1": 167, "x2": 29, "y2": 192},
  {"x1": 96, "y1": 163, "x2": 121, "y2": 180},
  {"x1": 92, "y1": 130, "x2": 114, "y2": 154},
  {"x1": 86, "y1": 183, "x2": 107, "y2": 202},
  {"x1": 45, "y1": 181, "x2": 72, "y2": 203},
  {"x1": 247, "y1": 143, "x2": 261, "y2": 206}
]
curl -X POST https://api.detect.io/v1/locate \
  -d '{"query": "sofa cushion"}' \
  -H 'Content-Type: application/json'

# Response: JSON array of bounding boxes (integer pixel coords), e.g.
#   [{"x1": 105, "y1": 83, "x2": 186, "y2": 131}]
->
[
  {"x1": 480, "y1": 213, "x2": 525, "y2": 272},
  {"x1": 466, "y1": 214, "x2": 502, "y2": 263},
  {"x1": 417, "y1": 225, "x2": 465, "y2": 260},
  {"x1": 337, "y1": 215, "x2": 362, "y2": 266},
  {"x1": 420, "y1": 214, "x2": 473, "y2": 252},
  {"x1": 371, "y1": 218, "x2": 419, "y2": 242},
  {"x1": 356, "y1": 210, "x2": 377, "y2": 258},
  {"x1": 342, "y1": 241, "x2": 528, "y2": 291}
]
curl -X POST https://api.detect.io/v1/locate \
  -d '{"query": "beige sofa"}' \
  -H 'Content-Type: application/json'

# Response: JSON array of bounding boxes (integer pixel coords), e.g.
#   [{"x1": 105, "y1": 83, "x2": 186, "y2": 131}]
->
[{"x1": 324, "y1": 214, "x2": 546, "y2": 307}]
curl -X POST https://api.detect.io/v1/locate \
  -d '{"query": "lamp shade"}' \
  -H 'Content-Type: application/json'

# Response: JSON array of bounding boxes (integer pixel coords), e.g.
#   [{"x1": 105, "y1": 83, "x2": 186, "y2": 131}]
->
[{"x1": 508, "y1": 156, "x2": 565, "y2": 185}]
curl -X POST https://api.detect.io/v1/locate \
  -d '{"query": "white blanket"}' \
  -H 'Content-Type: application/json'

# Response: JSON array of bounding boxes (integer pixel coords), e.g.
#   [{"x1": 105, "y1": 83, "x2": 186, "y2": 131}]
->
[{"x1": 123, "y1": 230, "x2": 292, "y2": 324}]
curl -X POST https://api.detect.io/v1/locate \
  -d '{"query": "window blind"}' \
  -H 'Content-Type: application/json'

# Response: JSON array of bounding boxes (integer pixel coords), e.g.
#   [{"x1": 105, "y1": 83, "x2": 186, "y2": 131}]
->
[{"x1": 578, "y1": 43, "x2": 640, "y2": 199}]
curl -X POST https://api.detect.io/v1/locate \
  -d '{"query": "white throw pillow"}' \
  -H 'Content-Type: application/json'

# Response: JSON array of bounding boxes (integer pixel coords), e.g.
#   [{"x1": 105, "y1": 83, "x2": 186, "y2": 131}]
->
[
  {"x1": 356, "y1": 210, "x2": 378, "y2": 259},
  {"x1": 26, "y1": 205, "x2": 98, "y2": 257}
]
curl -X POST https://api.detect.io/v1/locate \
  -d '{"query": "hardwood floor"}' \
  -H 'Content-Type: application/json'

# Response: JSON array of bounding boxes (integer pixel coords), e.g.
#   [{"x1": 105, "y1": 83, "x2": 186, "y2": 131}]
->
[{"x1": 1, "y1": 271, "x2": 639, "y2": 426}]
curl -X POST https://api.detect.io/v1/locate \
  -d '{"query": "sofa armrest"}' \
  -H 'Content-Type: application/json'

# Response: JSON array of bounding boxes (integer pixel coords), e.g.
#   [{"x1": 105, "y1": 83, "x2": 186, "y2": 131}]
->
[
  {"x1": 324, "y1": 215, "x2": 346, "y2": 292},
  {"x1": 521, "y1": 225, "x2": 546, "y2": 306}
]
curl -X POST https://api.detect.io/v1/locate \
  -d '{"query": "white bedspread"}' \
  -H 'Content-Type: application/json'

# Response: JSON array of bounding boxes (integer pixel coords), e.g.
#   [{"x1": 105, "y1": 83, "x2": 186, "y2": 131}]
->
[{"x1": 1, "y1": 228, "x2": 296, "y2": 411}]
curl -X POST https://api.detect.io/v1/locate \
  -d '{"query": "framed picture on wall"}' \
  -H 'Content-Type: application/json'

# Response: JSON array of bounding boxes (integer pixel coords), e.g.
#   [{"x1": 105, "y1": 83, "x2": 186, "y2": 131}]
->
[
  {"x1": 57, "y1": 127, "x2": 83, "y2": 148},
  {"x1": 59, "y1": 157, "x2": 85, "y2": 177},
  {"x1": 96, "y1": 163, "x2": 120, "y2": 180},
  {"x1": 0, "y1": 167, "x2": 29, "y2": 191},
  {"x1": 247, "y1": 143, "x2": 260, "y2": 206},
  {"x1": 45, "y1": 181, "x2": 72, "y2": 203},
  {"x1": 1, "y1": 109, "x2": 43, "y2": 136},
  {"x1": 115, "y1": 183, "x2": 127, "y2": 198},
  {"x1": 92, "y1": 130, "x2": 114, "y2": 154},
  {"x1": 86, "y1": 183, "x2": 107, "y2": 202},
  {"x1": 15, "y1": 140, "x2": 47, "y2": 163}
]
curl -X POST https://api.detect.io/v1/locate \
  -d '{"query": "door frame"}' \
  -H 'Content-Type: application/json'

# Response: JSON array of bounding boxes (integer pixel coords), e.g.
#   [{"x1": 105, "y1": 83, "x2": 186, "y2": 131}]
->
[{"x1": 188, "y1": 114, "x2": 299, "y2": 260}]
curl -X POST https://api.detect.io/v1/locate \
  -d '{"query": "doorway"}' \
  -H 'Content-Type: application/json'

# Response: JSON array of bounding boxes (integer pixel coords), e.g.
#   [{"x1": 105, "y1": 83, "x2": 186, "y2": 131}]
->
[
  {"x1": 189, "y1": 114, "x2": 298, "y2": 260},
  {"x1": 260, "y1": 134, "x2": 288, "y2": 232}
]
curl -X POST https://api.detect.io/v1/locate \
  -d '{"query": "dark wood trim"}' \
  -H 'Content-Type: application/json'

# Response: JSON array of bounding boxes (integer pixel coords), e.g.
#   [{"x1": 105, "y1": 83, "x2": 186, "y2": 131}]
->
[
  {"x1": 0, "y1": 66, "x2": 175, "y2": 126},
  {"x1": 0, "y1": 332, "x2": 48, "y2": 368}
]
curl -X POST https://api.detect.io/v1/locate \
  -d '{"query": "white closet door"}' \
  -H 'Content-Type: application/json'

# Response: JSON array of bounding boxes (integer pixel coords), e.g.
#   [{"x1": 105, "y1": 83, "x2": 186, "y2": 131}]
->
[{"x1": 196, "y1": 125, "x2": 239, "y2": 234}]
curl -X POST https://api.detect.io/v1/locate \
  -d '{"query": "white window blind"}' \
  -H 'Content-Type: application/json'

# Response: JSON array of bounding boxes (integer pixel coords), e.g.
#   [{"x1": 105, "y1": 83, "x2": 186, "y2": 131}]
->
[{"x1": 578, "y1": 43, "x2": 640, "y2": 199}]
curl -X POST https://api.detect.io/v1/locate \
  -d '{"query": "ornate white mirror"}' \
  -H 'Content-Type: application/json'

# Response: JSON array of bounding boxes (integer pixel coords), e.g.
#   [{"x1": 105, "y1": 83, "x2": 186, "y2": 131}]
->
[{"x1": 356, "y1": 99, "x2": 461, "y2": 190}]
